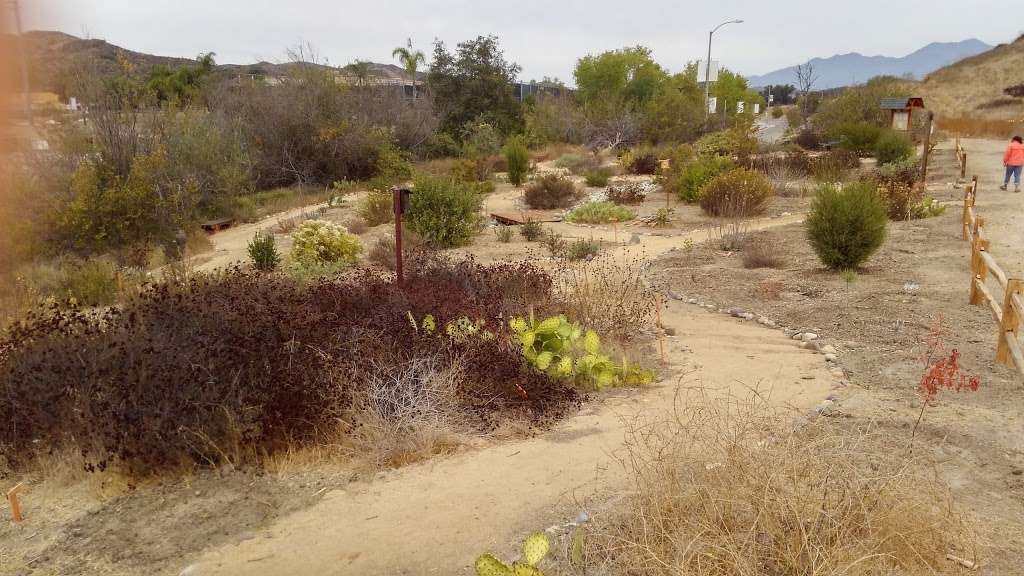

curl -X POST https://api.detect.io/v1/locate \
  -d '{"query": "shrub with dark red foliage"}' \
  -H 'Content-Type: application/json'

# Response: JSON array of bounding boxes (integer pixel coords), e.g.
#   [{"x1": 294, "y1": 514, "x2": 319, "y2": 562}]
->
[{"x1": 0, "y1": 254, "x2": 576, "y2": 476}]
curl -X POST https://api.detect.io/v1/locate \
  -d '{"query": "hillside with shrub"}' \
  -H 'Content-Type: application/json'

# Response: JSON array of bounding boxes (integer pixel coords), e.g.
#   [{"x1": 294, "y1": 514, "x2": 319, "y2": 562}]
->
[{"x1": 917, "y1": 34, "x2": 1024, "y2": 120}]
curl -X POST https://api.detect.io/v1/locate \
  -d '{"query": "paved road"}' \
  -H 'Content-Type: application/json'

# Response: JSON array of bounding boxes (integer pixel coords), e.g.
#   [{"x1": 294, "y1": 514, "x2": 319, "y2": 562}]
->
[{"x1": 756, "y1": 112, "x2": 789, "y2": 144}]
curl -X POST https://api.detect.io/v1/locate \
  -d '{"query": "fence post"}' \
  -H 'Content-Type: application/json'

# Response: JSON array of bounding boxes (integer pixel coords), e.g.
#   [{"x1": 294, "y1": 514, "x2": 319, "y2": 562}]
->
[
  {"x1": 997, "y1": 279, "x2": 1024, "y2": 366},
  {"x1": 961, "y1": 152, "x2": 968, "y2": 181},
  {"x1": 969, "y1": 237, "x2": 990, "y2": 305},
  {"x1": 962, "y1": 182, "x2": 977, "y2": 241}
]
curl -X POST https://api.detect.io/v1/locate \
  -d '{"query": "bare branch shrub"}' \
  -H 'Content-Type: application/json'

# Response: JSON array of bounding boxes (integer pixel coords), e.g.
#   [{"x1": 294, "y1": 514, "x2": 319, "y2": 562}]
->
[{"x1": 553, "y1": 254, "x2": 655, "y2": 340}]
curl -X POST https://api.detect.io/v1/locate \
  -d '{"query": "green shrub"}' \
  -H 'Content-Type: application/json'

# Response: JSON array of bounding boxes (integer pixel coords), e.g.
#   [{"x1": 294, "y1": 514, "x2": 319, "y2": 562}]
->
[
  {"x1": 566, "y1": 201, "x2": 635, "y2": 224},
  {"x1": 290, "y1": 220, "x2": 363, "y2": 268},
  {"x1": 495, "y1": 226, "x2": 513, "y2": 243},
  {"x1": 771, "y1": 107, "x2": 784, "y2": 119},
  {"x1": 806, "y1": 182, "x2": 888, "y2": 270},
  {"x1": 835, "y1": 122, "x2": 883, "y2": 156},
  {"x1": 358, "y1": 190, "x2": 394, "y2": 226},
  {"x1": 795, "y1": 128, "x2": 822, "y2": 150},
  {"x1": 874, "y1": 157, "x2": 920, "y2": 188},
  {"x1": 554, "y1": 153, "x2": 599, "y2": 175},
  {"x1": 524, "y1": 174, "x2": 580, "y2": 209},
  {"x1": 521, "y1": 219, "x2": 544, "y2": 241},
  {"x1": 699, "y1": 168, "x2": 775, "y2": 217},
  {"x1": 625, "y1": 148, "x2": 659, "y2": 175},
  {"x1": 875, "y1": 131, "x2": 914, "y2": 165},
  {"x1": 910, "y1": 197, "x2": 946, "y2": 219},
  {"x1": 58, "y1": 257, "x2": 125, "y2": 307},
  {"x1": 695, "y1": 130, "x2": 735, "y2": 157},
  {"x1": 877, "y1": 182, "x2": 923, "y2": 221},
  {"x1": 503, "y1": 136, "x2": 529, "y2": 186},
  {"x1": 543, "y1": 232, "x2": 568, "y2": 257},
  {"x1": 584, "y1": 168, "x2": 612, "y2": 187},
  {"x1": 405, "y1": 176, "x2": 483, "y2": 248},
  {"x1": 248, "y1": 231, "x2": 281, "y2": 271},
  {"x1": 565, "y1": 238, "x2": 601, "y2": 261},
  {"x1": 669, "y1": 155, "x2": 734, "y2": 203}
]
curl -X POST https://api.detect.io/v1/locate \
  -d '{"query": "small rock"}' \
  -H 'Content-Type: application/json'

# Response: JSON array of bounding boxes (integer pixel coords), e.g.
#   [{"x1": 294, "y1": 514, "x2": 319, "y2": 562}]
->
[
  {"x1": 800, "y1": 332, "x2": 819, "y2": 342},
  {"x1": 783, "y1": 329, "x2": 798, "y2": 337},
  {"x1": 668, "y1": 290, "x2": 684, "y2": 301},
  {"x1": 824, "y1": 353, "x2": 837, "y2": 362},
  {"x1": 576, "y1": 511, "x2": 591, "y2": 523},
  {"x1": 729, "y1": 307, "x2": 746, "y2": 317},
  {"x1": 741, "y1": 313, "x2": 755, "y2": 320},
  {"x1": 819, "y1": 345, "x2": 837, "y2": 355},
  {"x1": 813, "y1": 401, "x2": 837, "y2": 416},
  {"x1": 179, "y1": 566, "x2": 200, "y2": 576},
  {"x1": 687, "y1": 298, "x2": 698, "y2": 304},
  {"x1": 629, "y1": 233, "x2": 642, "y2": 245},
  {"x1": 830, "y1": 368, "x2": 845, "y2": 378},
  {"x1": 792, "y1": 333, "x2": 803, "y2": 340}
]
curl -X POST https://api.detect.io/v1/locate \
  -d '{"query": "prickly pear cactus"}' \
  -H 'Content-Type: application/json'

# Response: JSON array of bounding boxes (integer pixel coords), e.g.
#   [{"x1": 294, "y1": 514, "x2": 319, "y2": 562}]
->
[
  {"x1": 522, "y1": 532, "x2": 550, "y2": 566},
  {"x1": 511, "y1": 564, "x2": 543, "y2": 576},
  {"x1": 475, "y1": 554, "x2": 513, "y2": 576}
]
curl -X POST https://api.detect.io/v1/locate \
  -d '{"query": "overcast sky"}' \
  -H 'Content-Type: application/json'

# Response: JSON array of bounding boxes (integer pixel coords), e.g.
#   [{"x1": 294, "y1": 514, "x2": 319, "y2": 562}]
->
[{"x1": 22, "y1": 0, "x2": 1023, "y2": 83}]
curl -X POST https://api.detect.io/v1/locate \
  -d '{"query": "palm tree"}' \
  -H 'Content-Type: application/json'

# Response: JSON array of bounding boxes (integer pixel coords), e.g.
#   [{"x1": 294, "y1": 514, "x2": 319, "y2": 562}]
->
[{"x1": 392, "y1": 38, "x2": 426, "y2": 87}]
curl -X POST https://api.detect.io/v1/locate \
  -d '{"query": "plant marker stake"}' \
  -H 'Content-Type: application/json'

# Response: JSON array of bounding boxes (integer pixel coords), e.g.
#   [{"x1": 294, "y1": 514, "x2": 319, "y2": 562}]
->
[
  {"x1": 655, "y1": 296, "x2": 667, "y2": 364},
  {"x1": 8, "y1": 482, "x2": 25, "y2": 523}
]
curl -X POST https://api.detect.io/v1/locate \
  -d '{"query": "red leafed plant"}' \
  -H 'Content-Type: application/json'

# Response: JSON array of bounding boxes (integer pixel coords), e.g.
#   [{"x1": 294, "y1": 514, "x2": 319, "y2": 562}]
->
[{"x1": 910, "y1": 317, "x2": 980, "y2": 449}]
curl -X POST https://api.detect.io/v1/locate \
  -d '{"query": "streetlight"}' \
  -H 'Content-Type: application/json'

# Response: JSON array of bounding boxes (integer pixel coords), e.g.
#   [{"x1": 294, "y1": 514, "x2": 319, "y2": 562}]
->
[{"x1": 704, "y1": 18, "x2": 743, "y2": 118}]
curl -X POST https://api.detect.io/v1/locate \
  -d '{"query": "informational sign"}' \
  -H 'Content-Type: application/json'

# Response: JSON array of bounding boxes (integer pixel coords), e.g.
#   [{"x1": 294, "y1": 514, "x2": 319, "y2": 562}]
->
[
  {"x1": 707, "y1": 96, "x2": 718, "y2": 114},
  {"x1": 768, "y1": 94, "x2": 774, "y2": 103},
  {"x1": 753, "y1": 103, "x2": 760, "y2": 114},
  {"x1": 696, "y1": 60, "x2": 720, "y2": 82},
  {"x1": 736, "y1": 101, "x2": 745, "y2": 114}
]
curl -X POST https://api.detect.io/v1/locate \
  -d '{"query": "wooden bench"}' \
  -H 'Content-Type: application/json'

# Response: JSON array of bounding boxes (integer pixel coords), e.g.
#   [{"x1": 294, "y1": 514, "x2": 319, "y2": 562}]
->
[{"x1": 201, "y1": 218, "x2": 235, "y2": 234}]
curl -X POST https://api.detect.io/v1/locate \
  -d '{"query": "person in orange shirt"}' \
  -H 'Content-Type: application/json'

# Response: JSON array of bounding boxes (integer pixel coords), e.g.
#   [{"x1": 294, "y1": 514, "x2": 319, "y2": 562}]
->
[{"x1": 1002, "y1": 136, "x2": 1024, "y2": 193}]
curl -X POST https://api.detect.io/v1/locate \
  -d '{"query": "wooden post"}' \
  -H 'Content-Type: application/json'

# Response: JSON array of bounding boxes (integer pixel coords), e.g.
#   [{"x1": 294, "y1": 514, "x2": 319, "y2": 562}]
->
[
  {"x1": 7, "y1": 482, "x2": 25, "y2": 523},
  {"x1": 920, "y1": 111, "x2": 934, "y2": 183},
  {"x1": 960, "y1": 152, "x2": 968, "y2": 181},
  {"x1": 655, "y1": 296, "x2": 667, "y2": 364},
  {"x1": 962, "y1": 182, "x2": 975, "y2": 240},
  {"x1": 968, "y1": 238, "x2": 990, "y2": 305},
  {"x1": 997, "y1": 279, "x2": 1024, "y2": 366}
]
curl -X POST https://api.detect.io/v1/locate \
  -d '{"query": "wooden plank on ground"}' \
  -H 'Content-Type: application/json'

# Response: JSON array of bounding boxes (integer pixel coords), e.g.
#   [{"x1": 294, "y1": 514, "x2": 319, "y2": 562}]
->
[
  {"x1": 201, "y1": 218, "x2": 236, "y2": 233},
  {"x1": 490, "y1": 211, "x2": 562, "y2": 225}
]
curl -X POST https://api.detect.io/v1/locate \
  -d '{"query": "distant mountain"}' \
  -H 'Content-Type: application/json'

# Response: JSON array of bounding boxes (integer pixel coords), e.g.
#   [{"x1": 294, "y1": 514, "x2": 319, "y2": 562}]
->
[{"x1": 747, "y1": 39, "x2": 992, "y2": 90}]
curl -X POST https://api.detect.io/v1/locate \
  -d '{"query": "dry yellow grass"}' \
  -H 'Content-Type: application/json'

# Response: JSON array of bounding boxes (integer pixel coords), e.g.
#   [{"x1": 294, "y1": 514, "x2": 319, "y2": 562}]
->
[
  {"x1": 581, "y1": 391, "x2": 976, "y2": 575},
  {"x1": 918, "y1": 35, "x2": 1024, "y2": 121}
]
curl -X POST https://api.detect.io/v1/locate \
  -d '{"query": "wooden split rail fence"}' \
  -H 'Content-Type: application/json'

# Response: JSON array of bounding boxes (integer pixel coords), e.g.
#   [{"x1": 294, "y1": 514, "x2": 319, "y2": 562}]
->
[{"x1": 959, "y1": 140, "x2": 1024, "y2": 376}]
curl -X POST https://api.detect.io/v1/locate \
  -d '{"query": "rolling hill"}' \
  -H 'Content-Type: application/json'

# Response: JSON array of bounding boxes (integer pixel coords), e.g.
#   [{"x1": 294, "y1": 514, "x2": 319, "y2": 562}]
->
[
  {"x1": 747, "y1": 39, "x2": 992, "y2": 90},
  {"x1": 915, "y1": 35, "x2": 1024, "y2": 120}
]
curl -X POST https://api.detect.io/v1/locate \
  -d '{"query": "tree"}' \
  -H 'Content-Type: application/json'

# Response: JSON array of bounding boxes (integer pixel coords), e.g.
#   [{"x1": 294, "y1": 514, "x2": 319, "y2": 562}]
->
[
  {"x1": 346, "y1": 60, "x2": 372, "y2": 86},
  {"x1": 574, "y1": 46, "x2": 667, "y2": 112},
  {"x1": 711, "y1": 68, "x2": 764, "y2": 115},
  {"x1": 795, "y1": 62, "x2": 818, "y2": 115},
  {"x1": 145, "y1": 52, "x2": 216, "y2": 106},
  {"x1": 392, "y1": 38, "x2": 426, "y2": 81},
  {"x1": 760, "y1": 84, "x2": 796, "y2": 105},
  {"x1": 640, "y1": 65, "x2": 704, "y2": 143},
  {"x1": 427, "y1": 35, "x2": 524, "y2": 138}
]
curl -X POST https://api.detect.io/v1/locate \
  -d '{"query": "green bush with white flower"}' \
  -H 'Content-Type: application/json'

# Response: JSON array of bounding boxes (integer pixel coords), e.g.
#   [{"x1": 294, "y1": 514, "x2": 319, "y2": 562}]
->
[{"x1": 289, "y1": 219, "x2": 363, "y2": 268}]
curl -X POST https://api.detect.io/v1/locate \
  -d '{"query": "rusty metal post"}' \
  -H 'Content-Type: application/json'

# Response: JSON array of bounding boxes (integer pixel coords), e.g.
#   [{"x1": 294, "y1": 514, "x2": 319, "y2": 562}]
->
[
  {"x1": 393, "y1": 187, "x2": 404, "y2": 286},
  {"x1": 920, "y1": 111, "x2": 934, "y2": 183}
]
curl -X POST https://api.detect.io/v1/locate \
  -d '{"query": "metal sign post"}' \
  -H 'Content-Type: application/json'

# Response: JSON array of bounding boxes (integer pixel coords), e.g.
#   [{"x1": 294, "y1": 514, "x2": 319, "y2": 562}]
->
[{"x1": 392, "y1": 187, "x2": 412, "y2": 285}]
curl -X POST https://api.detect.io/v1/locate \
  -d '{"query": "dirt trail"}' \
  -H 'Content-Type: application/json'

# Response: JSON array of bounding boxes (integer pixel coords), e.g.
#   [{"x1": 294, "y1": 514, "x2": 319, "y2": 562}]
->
[{"x1": 193, "y1": 294, "x2": 835, "y2": 576}]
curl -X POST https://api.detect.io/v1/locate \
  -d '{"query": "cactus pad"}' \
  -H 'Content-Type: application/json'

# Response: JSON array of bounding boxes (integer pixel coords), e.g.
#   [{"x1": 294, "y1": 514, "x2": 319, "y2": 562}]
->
[
  {"x1": 512, "y1": 564, "x2": 544, "y2": 576},
  {"x1": 522, "y1": 532, "x2": 550, "y2": 566},
  {"x1": 475, "y1": 554, "x2": 513, "y2": 576}
]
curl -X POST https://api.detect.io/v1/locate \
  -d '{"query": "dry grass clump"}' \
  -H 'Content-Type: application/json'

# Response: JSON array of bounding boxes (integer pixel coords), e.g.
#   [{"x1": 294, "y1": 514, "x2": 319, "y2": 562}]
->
[
  {"x1": 742, "y1": 243, "x2": 787, "y2": 269},
  {"x1": 938, "y1": 116, "x2": 1021, "y2": 139},
  {"x1": 553, "y1": 254, "x2": 655, "y2": 341},
  {"x1": 583, "y1": 393, "x2": 974, "y2": 575}
]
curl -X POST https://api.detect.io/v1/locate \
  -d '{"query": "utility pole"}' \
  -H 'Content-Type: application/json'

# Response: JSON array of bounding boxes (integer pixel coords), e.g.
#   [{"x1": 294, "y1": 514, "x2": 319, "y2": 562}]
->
[
  {"x1": 704, "y1": 18, "x2": 743, "y2": 119},
  {"x1": 7, "y1": 0, "x2": 33, "y2": 125}
]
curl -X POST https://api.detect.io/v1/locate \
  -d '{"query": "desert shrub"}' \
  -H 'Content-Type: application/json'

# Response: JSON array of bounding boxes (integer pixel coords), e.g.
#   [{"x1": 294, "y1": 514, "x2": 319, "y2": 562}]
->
[
  {"x1": 874, "y1": 157, "x2": 921, "y2": 188},
  {"x1": 582, "y1": 395, "x2": 970, "y2": 575},
  {"x1": 770, "y1": 106, "x2": 784, "y2": 119},
  {"x1": 795, "y1": 128, "x2": 822, "y2": 150},
  {"x1": 521, "y1": 219, "x2": 545, "y2": 241},
  {"x1": 503, "y1": 136, "x2": 529, "y2": 186},
  {"x1": 494, "y1": 226, "x2": 513, "y2": 243},
  {"x1": 695, "y1": 130, "x2": 735, "y2": 157},
  {"x1": 554, "y1": 254, "x2": 655, "y2": 339},
  {"x1": 0, "y1": 257, "x2": 575, "y2": 475},
  {"x1": 524, "y1": 174, "x2": 580, "y2": 209},
  {"x1": 343, "y1": 217, "x2": 369, "y2": 235},
  {"x1": 910, "y1": 197, "x2": 946, "y2": 219},
  {"x1": 606, "y1": 181, "x2": 650, "y2": 205},
  {"x1": 834, "y1": 122, "x2": 883, "y2": 156},
  {"x1": 290, "y1": 220, "x2": 362, "y2": 268},
  {"x1": 367, "y1": 228, "x2": 427, "y2": 271},
  {"x1": 543, "y1": 232, "x2": 568, "y2": 258},
  {"x1": 248, "y1": 231, "x2": 280, "y2": 271},
  {"x1": 58, "y1": 257, "x2": 127, "y2": 307},
  {"x1": 405, "y1": 176, "x2": 482, "y2": 248},
  {"x1": 878, "y1": 182, "x2": 924, "y2": 221},
  {"x1": 565, "y1": 238, "x2": 601, "y2": 261},
  {"x1": 806, "y1": 182, "x2": 888, "y2": 270},
  {"x1": 625, "y1": 148, "x2": 659, "y2": 175},
  {"x1": 358, "y1": 190, "x2": 395, "y2": 226},
  {"x1": 584, "y1": 168, "x2": 612, "y2": 187},
  {"x1": 875, "y1": 130, "x2": 914, "y2": 165},
  {"x1": 566, "y1": 201, "x2": 635, "y2": 224},
  {"x1": 742, "y1": 242, "x2": 786, "y2": 269},
  {"x1": 668, "y1": 155, "x2": 734, "y2": 203},
  {"x1": 784, "y1": 106, "x2": 803, "y2": 129},
  {"x1": 699, "y1": 168, "x2": 774, "y2": 217},
  {"x1": 810, "y1": 149, "x2": 860, "y2": 183},
  {"x1": 554, "y1": 153, "x2": 600, "y2": 175}
]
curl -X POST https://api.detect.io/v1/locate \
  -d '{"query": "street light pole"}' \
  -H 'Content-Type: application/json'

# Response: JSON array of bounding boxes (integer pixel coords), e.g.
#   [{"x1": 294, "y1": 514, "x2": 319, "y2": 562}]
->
[{"x1": 704, "y1": 18, "x2": 743, "y2": 119}]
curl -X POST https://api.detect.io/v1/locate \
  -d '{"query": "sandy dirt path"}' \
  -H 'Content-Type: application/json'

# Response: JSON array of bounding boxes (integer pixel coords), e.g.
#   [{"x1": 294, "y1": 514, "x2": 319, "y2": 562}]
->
[
  {"x1": 193, "y1": 294, "x2": 835, "y2": 576},
  {"x1": 189, "y1": 197, "x2": 828, "y2": 575}
]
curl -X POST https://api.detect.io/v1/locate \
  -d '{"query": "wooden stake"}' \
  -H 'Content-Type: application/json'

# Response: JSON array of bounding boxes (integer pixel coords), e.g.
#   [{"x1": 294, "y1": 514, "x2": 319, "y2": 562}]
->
[
  {"x1": 655, "y1": 296, "x2": 667, "y2": 364},
  {"x1": 7, "y1": 482, "x2": 25, "y2": 523}
]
